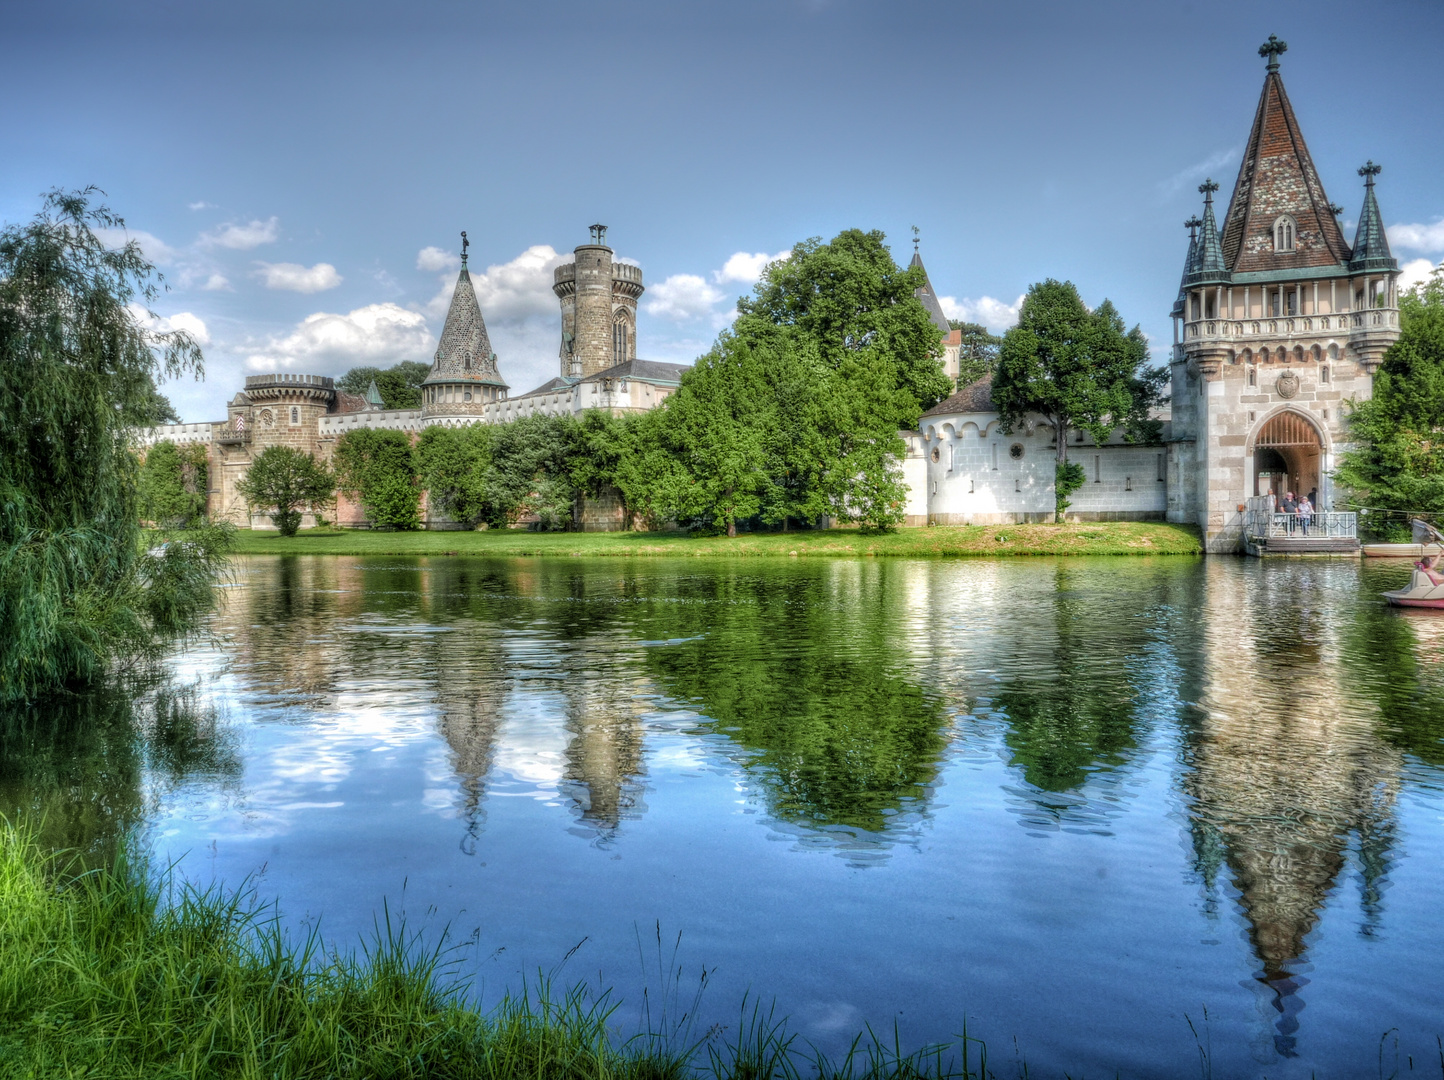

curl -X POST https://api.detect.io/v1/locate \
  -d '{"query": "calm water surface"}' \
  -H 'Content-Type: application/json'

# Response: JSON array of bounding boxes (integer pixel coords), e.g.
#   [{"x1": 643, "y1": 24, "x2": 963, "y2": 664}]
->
[{"x1": 5, "y1": 554, "x2": 1444, "y2": 1078}]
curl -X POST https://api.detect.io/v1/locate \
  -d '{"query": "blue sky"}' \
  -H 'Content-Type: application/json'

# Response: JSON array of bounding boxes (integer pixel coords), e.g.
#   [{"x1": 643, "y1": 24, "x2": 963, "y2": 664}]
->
[{"x1": 5, "y1": 0, "x2": 1442, "y2": 422}]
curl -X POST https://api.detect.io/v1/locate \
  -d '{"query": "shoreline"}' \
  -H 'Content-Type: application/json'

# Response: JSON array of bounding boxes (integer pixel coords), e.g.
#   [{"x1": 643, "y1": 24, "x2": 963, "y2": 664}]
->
[{"x1": 225, "y1": 521, "x2": 1203, "y2": 559}]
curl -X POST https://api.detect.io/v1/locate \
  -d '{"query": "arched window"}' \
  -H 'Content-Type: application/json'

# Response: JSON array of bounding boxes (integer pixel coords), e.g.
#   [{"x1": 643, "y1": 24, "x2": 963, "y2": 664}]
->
[
  {"x1": 1273, "y1": 215, "x2": 1297, "y2": 252},
  {"x1": 289, "y1": 406, "x2": 299, "y2": 425},
  {"x1": 612, "y1": 313, "x2": 630, "y2": 364}
]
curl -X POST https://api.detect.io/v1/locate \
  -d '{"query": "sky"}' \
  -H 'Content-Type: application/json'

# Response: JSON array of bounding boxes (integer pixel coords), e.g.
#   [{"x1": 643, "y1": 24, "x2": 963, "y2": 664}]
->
[{"x1": 4, "y1": 0, "x2": 1442, "y2": 423}]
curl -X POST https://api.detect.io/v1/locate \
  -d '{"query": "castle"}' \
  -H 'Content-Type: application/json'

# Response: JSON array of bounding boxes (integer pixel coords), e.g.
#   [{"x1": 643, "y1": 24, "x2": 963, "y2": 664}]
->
[
  {"x1": 905, "y1": 37, "x2": 1400, "y2": 552},
  {"x1": 142, "y1": 40, "x2": 1402, "y2": 548}
]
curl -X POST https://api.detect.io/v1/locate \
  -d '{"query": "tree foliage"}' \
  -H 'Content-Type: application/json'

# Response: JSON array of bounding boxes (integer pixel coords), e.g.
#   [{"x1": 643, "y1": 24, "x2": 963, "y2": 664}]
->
[
  {"x1": 0, "y1": 188, "x2": 229, "y2": 702},
  {"x1": 993, "y1": 280, "x2": 1162, "y2": 521},
  {"x1": 138, "y1": 440, "x2": 209, "y2": 527},
  {"x1": 416, "y1": 424, "x2": 496, "y2": 528},
  {"x1": 236, "y1": 446, "x2": 334, "y2": 537},
  {"x1": 1335, "y1": 266, "x2": 1444, "y2": 535},
  {"x1": 948, "y1": 319, "x2": 1004, "y2": 389},
  {"x1": 337, "y1": 361, "x2": 429, "y2": 409},
  {"x1": 333, "y1": 429, "x2": 420, "y2": 530}
]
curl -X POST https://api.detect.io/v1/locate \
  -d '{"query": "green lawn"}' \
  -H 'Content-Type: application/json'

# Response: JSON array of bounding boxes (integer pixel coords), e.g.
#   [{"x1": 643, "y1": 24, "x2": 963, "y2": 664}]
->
[{"x1": 229, "y1": 521, "x2": 1202, "y2": 558}]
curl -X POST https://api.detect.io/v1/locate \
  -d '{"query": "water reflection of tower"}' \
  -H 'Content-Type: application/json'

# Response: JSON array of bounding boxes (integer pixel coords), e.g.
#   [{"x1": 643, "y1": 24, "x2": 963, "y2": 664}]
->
[
  {"x1": 557, "y1": 645, "x2": 649, "y2": 834},
  {"x1": 1185, "y1": 561, "x2": 1400, "y2": 1057}
]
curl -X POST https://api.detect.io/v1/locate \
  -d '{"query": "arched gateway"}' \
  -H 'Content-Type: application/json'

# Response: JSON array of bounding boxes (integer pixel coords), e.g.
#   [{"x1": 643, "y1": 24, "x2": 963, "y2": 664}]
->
[{"x1": 1248, "y1": 409, "x2": 1329, "y2": 505}]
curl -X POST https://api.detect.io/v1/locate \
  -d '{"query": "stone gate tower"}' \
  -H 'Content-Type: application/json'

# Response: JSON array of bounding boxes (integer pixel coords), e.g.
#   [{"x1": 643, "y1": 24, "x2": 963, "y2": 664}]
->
[
  {"x1": 1168, "y1": 36, "x2": 1400, "y2": 551},
  {"x1": 552, "y1": 224, "x2": 645, "y2": 379}
]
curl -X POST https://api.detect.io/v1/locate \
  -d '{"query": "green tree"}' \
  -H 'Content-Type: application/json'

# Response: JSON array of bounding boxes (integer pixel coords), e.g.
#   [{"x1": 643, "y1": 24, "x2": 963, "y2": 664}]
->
[
  {"x1": 333, "y1": 428, "x2": 420, "y2": 530},
  {"x1": 138, "y1": 440, "x2": 209, "y2": 527},
  {"x1": 336, "y1": 361, "x2": 429, "y2": 409},
  {"x1": 487, "y1": 414, "x2": 579, "y2": 530},
  {"x1": 1335, "y1": 266, "x2": 1444, "y2": 536},
  {"x1": 236, "y1": 446, "x2": 334, "y2": 537},
  {"x1": 948, "y1": 319, "x2": 1004, "y2": 388},
  {"x1": 415, "y1": 423, "x2": 495, "y2": 528},
  {"x1": 0, "y1": 188, "x2": 229, "y2": 702},
  {"x1": 992, "y1": 280, "x2": 1159, "y2": 521},
  {"x1": 738, "y1": 229, "x2": 953, "y2": 426}
]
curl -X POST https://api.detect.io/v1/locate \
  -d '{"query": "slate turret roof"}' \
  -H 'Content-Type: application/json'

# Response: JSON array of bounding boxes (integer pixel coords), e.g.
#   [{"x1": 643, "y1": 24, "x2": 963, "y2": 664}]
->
[
  {"x1": 1172, "y1": 218, "x2": 1201, "y2": 318},
  {"x1": 909, "y1": 248, "x2": 952, "y2": 338},
  {"x1": 1349, "y1": 162, "x2": 1397, "y2": 274},
  {"x1": 423, "y1": 252, "x2": 508, "y2": 389},
  {"x1": 1187, "y1": 181, "x2": 1228, "y2": 285},
  {"x1": 1219, "y1": 43, "x2": 1351, "y2": 273}
]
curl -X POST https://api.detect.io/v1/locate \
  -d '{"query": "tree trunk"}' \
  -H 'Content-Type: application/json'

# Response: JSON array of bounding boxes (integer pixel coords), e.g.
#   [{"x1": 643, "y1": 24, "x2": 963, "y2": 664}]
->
[
  {"x1": 1055, "y1": 413, "x2": 1068, "y2": 525},
  {"x1": 727, "y1": 520, "x2": 737, "y2": 538}
]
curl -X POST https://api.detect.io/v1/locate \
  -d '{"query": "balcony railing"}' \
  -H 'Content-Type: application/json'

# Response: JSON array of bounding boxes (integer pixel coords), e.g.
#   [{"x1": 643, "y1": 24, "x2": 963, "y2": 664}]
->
[{"x1": 1183, "y1": 308, "x2": 1399, "y2": 342}]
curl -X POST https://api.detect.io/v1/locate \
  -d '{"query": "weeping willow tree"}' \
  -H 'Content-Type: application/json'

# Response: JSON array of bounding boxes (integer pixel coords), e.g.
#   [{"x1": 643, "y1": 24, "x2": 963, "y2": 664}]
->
[{"x1": 0, "y1": 189, "x2": 229, "y2": 703}]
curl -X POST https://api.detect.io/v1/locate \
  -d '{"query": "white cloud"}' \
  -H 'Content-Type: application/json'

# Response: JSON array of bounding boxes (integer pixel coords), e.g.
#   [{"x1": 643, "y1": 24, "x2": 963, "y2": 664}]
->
[
  {"x1": 939, "y1": 294, "x2": 1024, "y2": 334},
  {"x1": 416, "y1": 245, "x2": 459, "y2": 273},
  {"x1": 423, "y1": 244, "x2": 569, "y2": 323},
  {"x1": 255, "y1": 261, "x2": 343, "y2": 293},
  {"x1": 187, "y1": 201, "x2": 215, "y2": 211},
  {"x1": 128, "y1": 304, "x2": 211, "y2": 346},
  {"x1": 1158, "y1": 148, "x2": 1239, "y2": 197},
  {"x1": 244, "y1": 303, "x2": 433, "y2": 373},
  {"x1": 201, "y1": 273, "x2": 232, "y2": 291},
  {"x1": 1391, "y1": 219, "x2": 1444, "y2": 253},
  {"x1": 96, "y1": 227, "x2": 180, "y2": 265},
  {"x1": 645, "y1": 274, "x2": 725, "y2": 323},
  {"x1": 714, "y1": 249, "x2": 792, "y2": 285},
  {"x1": 202, "y1": 216, "x2": 280, "y2": 250},
  {"x1": 1400, "y1": 258, "x2": 1442, "y2": 292}
]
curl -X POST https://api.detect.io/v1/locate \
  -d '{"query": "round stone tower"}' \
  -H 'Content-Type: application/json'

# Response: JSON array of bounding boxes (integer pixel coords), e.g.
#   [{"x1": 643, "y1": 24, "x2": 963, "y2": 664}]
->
[{"x1": 553, "y1": 224, "x2": 644, "y2": 379}]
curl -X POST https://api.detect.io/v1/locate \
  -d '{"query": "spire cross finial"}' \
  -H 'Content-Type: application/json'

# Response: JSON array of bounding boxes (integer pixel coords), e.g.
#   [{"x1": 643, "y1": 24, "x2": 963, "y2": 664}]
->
[
  {"x1": 1359, "y1": 160, "x2": 1382, "y2": 186},
  {"x1": 1185, "y1": 216, "x2": 1202, "y2": 239},
  {"x1": 1199, "y1": 178, "x2": 1220, "y2": 206},
  {"x1": 460, "y1": 230, "x2": 469, "y2": 264},
  {"x1": 1258, "y1": 34, "x2": 1287, "y2": 72}
]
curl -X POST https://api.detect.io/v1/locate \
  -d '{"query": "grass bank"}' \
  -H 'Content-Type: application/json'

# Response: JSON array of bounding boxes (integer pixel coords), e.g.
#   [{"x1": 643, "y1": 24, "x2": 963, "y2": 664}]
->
[
  {"x1": 0, "y1": 824, "x2": 984, "y2": 1079},
  {"x1": 230, "y1": 521, "x2": 1202, "y2": 559}
]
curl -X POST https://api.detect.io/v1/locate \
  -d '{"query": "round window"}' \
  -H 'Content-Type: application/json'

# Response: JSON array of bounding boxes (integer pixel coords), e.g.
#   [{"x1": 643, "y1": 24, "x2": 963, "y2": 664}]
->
[
  {"x1": 1009, "y1": 443, "x2": 1025, "y2": 460},
  {"x1": 930, "y1": 447, "x2": 941, "y2": 463}
]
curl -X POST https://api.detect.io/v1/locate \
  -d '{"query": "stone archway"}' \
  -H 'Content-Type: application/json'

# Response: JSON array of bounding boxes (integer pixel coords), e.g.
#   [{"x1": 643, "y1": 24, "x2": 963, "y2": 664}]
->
[{"x1": 1249, "y1": 410, "x2": 1327, "y2": 505}]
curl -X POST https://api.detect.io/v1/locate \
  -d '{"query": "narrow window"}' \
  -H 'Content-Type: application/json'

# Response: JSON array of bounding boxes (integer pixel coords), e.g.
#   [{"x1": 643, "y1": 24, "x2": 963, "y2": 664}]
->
[
  {"x1": 1247, "y1": 367, "x2": 1256, "y2": 387},
  {"x1": 1094, "y1": 455, "x2": 1101, "y2": 483},
  {"x1": 1156, "y1": 454, "x2": 1165, "y2": 482},
  {"x1": 1274, "y1": 215, "x2": 1297, "y2": 252},
  {"x1": 1125, "y1": 476, "x2": 1133, "y2": 491},
  {"x1": 1321, "y1": 365, "x2": 1330, "y2": 383},
  {"x1": 290, "y1": 406, "x2": 299, "y2": 425},
  {"x1": 992, "y1": 444, "x2": 998, "y2": 471},
  {"x1": 1286, "y1": 291, "x2": 1297, "y2": 316}
]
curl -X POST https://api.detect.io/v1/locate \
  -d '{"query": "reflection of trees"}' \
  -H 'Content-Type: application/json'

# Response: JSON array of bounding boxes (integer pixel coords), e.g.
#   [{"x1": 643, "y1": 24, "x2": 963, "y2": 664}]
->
[
  {"x1": 1183, "y1": 560, "x2": 1402, "y2": 1057},
  {"x1": 0, "y1": 680, "x2": 239, "y2": 865},
  {"x1": 631, "y1": 564, "x2": 947, "y2": 834}
]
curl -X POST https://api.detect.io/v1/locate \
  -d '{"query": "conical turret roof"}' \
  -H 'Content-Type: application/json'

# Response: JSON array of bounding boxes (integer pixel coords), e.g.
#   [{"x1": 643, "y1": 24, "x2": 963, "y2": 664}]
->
[
  {"x1": 423, "y1": 252, "x2": 507, "y2": 388},
  {"x1": 909, "y1": 247, "x2": 952, "y2": 338},
  {"x1": 1172, "y1": 219, "x2": 1200, "y2": 318},
  {"x1": 1219, "y1": 48, "x2": 1351, "y2": 272},
  {"x1": 1187, "y1": 181, "x2": 1229, "y2": 285},
  {"x1": 1349, "y1": 162, "x2": 1397, "y2": 274},
  {"x1": 364, "y1": 379, "x2": 385, "y2": 409}
]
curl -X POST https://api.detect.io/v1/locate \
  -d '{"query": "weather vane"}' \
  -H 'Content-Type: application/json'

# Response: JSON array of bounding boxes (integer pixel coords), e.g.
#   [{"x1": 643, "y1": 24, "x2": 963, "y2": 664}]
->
[
  {"x1": 1259, "y1": 35, "x2": 1287, "y2": 73},
  {"x1": 911, "y1": 225, "x2": 920, "y2": 252},
  {"x1": 460, "y1": 230, "x2": 469, "y2": 264}
]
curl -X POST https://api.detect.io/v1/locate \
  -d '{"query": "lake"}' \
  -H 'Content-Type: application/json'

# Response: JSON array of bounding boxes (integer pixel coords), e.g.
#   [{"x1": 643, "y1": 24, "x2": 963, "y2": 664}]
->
[{"x1": 5, "y1": 553, "x2": 1443, "y2": 1078}]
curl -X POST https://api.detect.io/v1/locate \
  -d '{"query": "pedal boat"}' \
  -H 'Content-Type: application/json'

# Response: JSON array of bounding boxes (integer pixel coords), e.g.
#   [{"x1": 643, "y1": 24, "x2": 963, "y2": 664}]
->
[{"x1": 1383, "y1": 569, "x2": 1444, "y2": 608}]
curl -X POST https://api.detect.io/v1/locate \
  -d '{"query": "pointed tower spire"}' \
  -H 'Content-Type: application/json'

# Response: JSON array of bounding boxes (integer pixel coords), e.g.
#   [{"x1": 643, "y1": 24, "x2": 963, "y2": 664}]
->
[
  {"x1": 1172, "y1": 217, "x2": 1202, "y2": 318},
  {"x1": 1187, "y1": 179, "x2": 1228, "y2": 284},
  {"x1": 908, "y1": 231, "x2": 951, "y2": 338},
  {"x1": 1218, "y1": 38, "x2": 1350, "y2": 272},
  {"x1": 1349, "y1": 161, "x2": 1397, "y2": 273},
  {"x1": 421, "y1": 230, "x2": 509, "y2": 410},
  {"x1": 364, "y1": 379, "x2": 385, "y2": 409}
]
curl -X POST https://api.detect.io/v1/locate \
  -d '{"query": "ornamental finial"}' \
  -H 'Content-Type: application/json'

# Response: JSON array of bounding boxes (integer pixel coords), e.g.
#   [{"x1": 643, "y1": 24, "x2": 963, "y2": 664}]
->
[
  {"x1": 1328, "y1": 203, "x2": 1345, "y2": 217},
  {"x1": 460, "y1": 230, "x2": 469, "y2": 264},
  {"x1": 1359, "y1": 160, "x2": 1382, "y2": 186},
  {"x1": 911, "y1": 224, "x2": 920, "y2": 253},
  {"x1": 1199, "y1": 178, "x2": 1220, "y2": 205},
  {"x1": 1185, "y1": 216, "x2": 1202, "y2": 238},
  {"x1": 1259, "y1": 35, "x2": 1287, "y2": 72}
]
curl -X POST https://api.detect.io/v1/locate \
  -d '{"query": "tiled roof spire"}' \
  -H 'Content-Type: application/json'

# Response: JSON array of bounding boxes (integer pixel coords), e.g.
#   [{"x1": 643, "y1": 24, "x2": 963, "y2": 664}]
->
[
  {"x1": 1349, "y1": 161, "x2": 1397, "y2": 274},
  {"x1": 364, "y1": 379, "x2": 384, "y2": 409},
  {"x1": 1172, "y1": 217, "x2": 1201, "y2": 318},
  {"x1": 908, "y1": 234, "x2": 952, "y2": 338},
  {"x1": 1187, "y1": 179, "x2": 1228, "y2": 284},
  {"x1": 423, "y1": 232, "x2": 507, "y2": 388},
  {"x1": 1218, "y1": 40, "x2": 1350, "y2": 273}
]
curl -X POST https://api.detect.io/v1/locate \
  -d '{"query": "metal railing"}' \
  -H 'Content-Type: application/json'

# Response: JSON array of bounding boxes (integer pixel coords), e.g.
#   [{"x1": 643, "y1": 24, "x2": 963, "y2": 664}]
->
[{"x1": 1244, "y1": 497, "x2": 1356, "y2": 539}]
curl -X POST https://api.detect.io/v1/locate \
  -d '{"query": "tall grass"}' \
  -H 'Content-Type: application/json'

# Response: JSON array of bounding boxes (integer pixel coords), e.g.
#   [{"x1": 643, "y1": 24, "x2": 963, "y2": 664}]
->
[{"x1": 0, "y1": 823, "x2": 983, "y2": 1079}]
